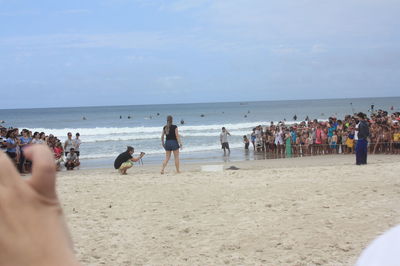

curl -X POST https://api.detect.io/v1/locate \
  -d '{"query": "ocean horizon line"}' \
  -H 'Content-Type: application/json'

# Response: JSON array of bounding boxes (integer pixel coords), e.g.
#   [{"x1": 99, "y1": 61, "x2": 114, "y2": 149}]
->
[{"x1": 1, "y1": 95, "x2": 399, "y2": 111}]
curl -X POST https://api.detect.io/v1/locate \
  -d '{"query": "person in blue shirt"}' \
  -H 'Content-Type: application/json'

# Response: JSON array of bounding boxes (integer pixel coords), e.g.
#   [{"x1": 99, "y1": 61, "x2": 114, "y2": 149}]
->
[
  {"x1": 290, "y1": 128, "x2": 297, "y2": 155},
  {"x1": 6, "y1": 128, "x2": 19, "y2": 164},
  {"x1": 18, "y1": 129, "x2": 32, "y2": 173}
]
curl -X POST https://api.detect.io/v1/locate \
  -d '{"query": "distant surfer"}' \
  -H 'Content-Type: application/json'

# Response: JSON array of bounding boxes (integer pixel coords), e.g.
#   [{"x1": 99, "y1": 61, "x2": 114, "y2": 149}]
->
[
  {"x1": 293, "y1": 114, "x2": 297, "y2": 121},
  {"x1": 127, "y1": 116, "x2": 131, "y2": 119},
  {"x1": 180, "y1": 119, "x2": 184, "y2": 125},
  {"x1": 200, "y1": 114, "x2": 205, "y2": 117}
]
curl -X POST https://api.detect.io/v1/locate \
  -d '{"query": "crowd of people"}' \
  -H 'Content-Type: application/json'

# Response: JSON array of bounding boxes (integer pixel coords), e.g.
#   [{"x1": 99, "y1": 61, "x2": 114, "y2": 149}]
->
[
  {"x1": 0, "y1": 127, "x2": 82, "y2": 172},
  {"x1": 243, "y1": 109, "x2": 400, "y2": 158},
  {"x1": 2, "y1": 109, "x2": 400, "y2": 174}
]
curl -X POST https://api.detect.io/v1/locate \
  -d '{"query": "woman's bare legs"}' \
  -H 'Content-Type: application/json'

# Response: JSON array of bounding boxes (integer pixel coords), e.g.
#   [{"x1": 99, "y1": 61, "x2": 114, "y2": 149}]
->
[
  {"x1": 173, "y1": 149, "x2": 180, "y2": 173},
  {"x1": 161, "y1": 151, "x2": 172, "y2": 174}
]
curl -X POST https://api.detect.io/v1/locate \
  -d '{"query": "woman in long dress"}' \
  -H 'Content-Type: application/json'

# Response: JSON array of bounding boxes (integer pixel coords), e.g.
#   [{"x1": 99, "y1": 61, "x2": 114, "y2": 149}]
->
[{"x1": 161, "y1": 115, "x2": 182, "y2": 174}]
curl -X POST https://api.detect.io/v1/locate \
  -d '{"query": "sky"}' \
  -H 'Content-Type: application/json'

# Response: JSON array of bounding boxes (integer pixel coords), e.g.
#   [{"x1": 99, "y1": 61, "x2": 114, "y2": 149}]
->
[{"x1": 0, "y1": 0, "x2": 399, "y2": 109}]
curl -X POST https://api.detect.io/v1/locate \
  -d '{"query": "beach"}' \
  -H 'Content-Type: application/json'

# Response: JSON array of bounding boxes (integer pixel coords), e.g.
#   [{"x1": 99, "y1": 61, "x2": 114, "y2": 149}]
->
[{"x1": 58, "y1": 154, "x2": 400, "y2": 265}]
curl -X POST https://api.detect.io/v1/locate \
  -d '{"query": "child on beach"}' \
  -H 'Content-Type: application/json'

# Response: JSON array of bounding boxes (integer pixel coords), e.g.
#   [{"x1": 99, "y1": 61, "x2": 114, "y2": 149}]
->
[
  {"x1": 243, "y1": 135, "x2": 249, "y2": 150},
  {"x1": 330, "y1": 130, "x2": 338, "y2": 154},
  {"x1": 250, "y1": 128, "x2": 256, "y2": 151},
  {"x1": 346, "y1": 130, "x2": 355, "y2": 154},
  {"x1": 393, "y1": 128, "x2": 400, "y2": 154},
  {"x1": 53, "y1": 142, "x2": 64, "y2": 171}
]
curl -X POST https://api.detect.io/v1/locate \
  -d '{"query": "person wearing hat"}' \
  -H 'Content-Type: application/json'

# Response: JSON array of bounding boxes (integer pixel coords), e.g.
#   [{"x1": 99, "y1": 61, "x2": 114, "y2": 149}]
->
[
  {"x1": 355, "y1": 112, "x2": 370, "y2": 165},
  {"x1": 114, "y1": 146, "x2": 145, "y2": 175}
]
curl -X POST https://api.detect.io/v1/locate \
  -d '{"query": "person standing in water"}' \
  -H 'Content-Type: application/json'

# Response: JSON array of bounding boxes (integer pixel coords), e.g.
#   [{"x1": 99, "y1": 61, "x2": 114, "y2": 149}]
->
[
  {"x1": 220, "y1": 127, "x2": 231, "y2": 155},
  {"x1": 161, "y1": 115, "x2": 182, "y2": 174}
]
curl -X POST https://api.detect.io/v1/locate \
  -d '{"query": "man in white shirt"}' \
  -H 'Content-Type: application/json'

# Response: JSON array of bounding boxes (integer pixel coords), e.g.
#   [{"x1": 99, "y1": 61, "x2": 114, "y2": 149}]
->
[
  {"x1": 64, "y1": 148, "x2": 80, "y2": 170},
  {"x1": 220, "y1": 127, "x2": 231, "y2": 155},
  {"x1": 64, "y1": 132, "x2": 73, "y2": 157},
  {"x1": 73, "y1": 132, "x2": 82, "y2": 158}
]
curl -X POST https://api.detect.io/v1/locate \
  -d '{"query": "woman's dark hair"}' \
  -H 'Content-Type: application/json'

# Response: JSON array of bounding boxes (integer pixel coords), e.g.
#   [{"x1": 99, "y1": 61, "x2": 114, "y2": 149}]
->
[
  {"x1": 164, "y1": 115, "x2": 173, "y2": 135},
  {"x1": 6, "y1": 130, "x2": 13, "y2": 138}
]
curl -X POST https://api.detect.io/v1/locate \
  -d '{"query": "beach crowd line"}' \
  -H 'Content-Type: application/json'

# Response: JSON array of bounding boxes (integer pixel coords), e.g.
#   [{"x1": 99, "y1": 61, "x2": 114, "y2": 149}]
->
[{"x1": 1, "y1": 108, "x2": 399, "y2": 173}]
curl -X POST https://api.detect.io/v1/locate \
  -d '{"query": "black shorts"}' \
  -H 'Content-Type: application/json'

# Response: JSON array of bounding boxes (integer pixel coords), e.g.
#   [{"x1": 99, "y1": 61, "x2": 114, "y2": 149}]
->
[
  {"x1": 394, "y1": 143, "x2": 400, "y2": 149},
  {"x1": 221, "y1": 142, "x2": 230, "y2": 149},
  {"x1": 165, "y1": 140, "x2": 179, "y2": 151}
]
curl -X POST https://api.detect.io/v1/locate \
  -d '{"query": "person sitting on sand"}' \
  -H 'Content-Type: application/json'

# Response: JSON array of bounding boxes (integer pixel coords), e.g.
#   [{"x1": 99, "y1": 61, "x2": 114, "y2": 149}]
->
[
  {"x1": 114, "y1": 146, "x2": 145, "y2": 175},
  {"x1": 64, "y1": 148, "x2": 80, "y2": 170}
]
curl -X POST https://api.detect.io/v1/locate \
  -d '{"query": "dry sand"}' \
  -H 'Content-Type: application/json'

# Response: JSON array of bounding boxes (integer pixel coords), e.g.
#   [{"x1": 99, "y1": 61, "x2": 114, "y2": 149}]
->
[{"x1": 57, "y1": 154, "x2": 400, "y2": 265}]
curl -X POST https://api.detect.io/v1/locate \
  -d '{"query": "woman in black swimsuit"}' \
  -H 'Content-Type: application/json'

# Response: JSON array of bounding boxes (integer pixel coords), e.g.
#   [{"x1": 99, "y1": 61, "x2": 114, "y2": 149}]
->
[{"x1": 161, "y1": 115, "x2": 182, "y2": 174}]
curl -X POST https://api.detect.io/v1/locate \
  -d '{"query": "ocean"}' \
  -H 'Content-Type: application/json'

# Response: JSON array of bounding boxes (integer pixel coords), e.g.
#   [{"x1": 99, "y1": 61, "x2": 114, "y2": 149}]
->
[{"x1": 1, "y1": 97, "x2": 398, "y2": 168}]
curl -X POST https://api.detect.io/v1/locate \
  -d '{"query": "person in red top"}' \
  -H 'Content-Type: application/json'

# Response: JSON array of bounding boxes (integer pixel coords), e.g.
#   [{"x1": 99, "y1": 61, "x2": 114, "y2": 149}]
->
[
  {"x1": 315, "y1": 125, "x2": 323, "y2": 155},
  {"x1": 53, "y1": 141, "x2": 64, "y2": 171}
]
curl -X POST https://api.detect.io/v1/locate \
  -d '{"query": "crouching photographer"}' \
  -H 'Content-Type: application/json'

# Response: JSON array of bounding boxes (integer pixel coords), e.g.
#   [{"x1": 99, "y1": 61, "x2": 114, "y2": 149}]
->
[{"x1": 113, "y1": 146, "x2": 145, "y2": 175}]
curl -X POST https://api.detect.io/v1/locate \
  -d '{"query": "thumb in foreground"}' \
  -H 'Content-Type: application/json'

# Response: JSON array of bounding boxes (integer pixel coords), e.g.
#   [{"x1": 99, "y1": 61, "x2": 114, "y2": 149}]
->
[{"x1": 24, "y1": 144, "x2": 57, "y2": 200}]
